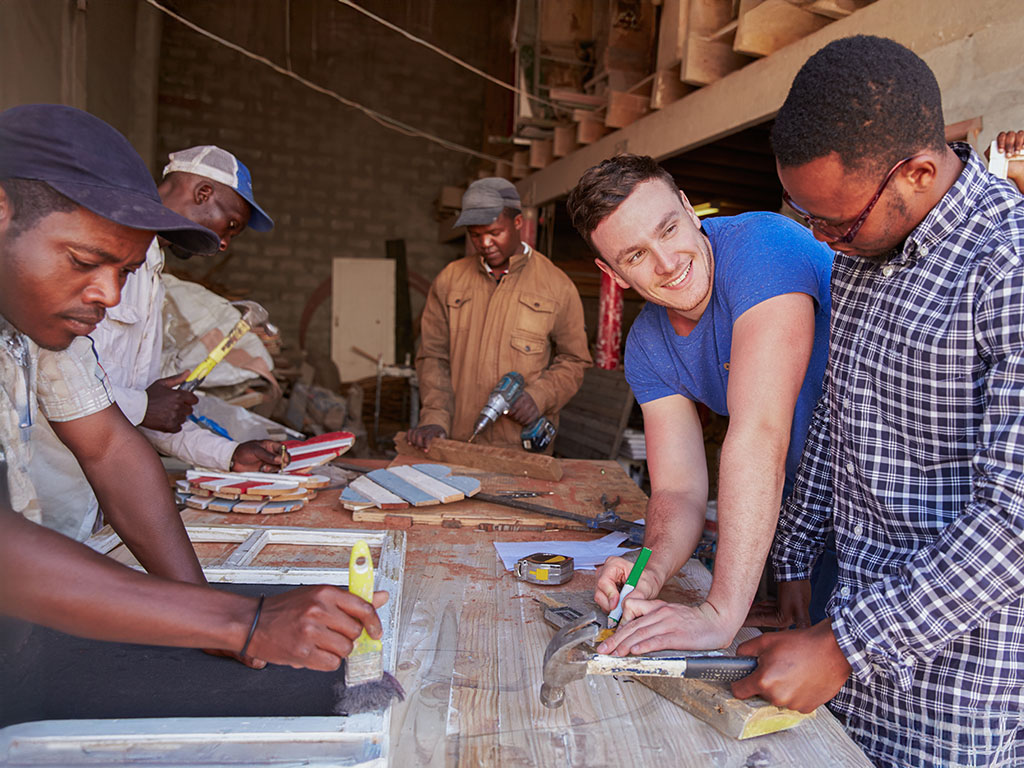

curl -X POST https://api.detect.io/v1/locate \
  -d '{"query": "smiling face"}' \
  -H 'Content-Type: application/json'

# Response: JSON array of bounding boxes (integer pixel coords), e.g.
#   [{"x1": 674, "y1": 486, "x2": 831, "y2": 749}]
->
[
  {"x1": 0, "y1": 189, "x2": 152, "y2": 350},
  {"x1": 590, "y1": 179, "x2": 714, "y2": 330}
]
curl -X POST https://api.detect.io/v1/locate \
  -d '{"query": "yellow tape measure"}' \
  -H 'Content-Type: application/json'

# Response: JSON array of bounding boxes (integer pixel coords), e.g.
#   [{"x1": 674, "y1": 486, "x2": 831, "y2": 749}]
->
[{"x1": 513, "y1": 552, "x2": 574, "y2": 585}]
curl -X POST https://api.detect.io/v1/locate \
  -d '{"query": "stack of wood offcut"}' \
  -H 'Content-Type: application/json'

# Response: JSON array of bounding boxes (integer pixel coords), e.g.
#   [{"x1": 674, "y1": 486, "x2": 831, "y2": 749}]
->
[{"x1": 476, "y1": 0, "x2": 877, "y2": 184}]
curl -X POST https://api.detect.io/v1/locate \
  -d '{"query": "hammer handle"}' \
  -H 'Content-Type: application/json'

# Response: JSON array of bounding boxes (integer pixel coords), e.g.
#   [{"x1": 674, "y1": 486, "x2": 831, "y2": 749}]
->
[{"x1": 683, "y1": 655, "x2": 757, "y2": 682}]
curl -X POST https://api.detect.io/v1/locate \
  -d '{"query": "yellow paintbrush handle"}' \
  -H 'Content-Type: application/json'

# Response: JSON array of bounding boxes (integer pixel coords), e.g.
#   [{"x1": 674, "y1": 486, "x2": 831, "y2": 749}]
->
[
  {"x1": 184, "y1": 318, "x2": 253, "y2": 384},
  {"x1": 349, "y1": 540, "x2": 381, "y2": 653}
]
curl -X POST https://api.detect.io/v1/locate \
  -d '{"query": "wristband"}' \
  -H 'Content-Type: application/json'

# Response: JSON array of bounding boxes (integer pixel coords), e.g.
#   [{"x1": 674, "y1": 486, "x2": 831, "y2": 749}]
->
[{"x1": 240, "y1": 593, "x2": 265, "y2": 657}]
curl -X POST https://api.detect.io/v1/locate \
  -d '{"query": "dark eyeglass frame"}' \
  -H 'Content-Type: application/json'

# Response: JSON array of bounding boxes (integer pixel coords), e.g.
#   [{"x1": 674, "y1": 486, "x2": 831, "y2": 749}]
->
[{"x1": 782, "y1": 155, "x2": 918, "y2": 244}]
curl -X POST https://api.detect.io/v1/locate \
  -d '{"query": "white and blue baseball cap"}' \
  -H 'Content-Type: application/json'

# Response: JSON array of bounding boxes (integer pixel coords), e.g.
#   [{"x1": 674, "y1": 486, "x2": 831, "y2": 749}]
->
[{"x1": 162, "y1": 145, "x2": 274, "y2": 232}]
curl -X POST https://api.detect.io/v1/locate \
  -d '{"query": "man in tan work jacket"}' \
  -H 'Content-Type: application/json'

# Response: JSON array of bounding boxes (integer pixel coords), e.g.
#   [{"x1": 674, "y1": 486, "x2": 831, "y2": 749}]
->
[{"x1": 407, "y1": 178, "x2": 591, "y2": 451}]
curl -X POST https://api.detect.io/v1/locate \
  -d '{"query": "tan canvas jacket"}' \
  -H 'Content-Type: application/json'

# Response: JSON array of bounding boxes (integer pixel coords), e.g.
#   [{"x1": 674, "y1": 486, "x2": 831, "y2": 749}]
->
[{"x1": 416, "y1": 246, "x2": 592, "y2": 449}]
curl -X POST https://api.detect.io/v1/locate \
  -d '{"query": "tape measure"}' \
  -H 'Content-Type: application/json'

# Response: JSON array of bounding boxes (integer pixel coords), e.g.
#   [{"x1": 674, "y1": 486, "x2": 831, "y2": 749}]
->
[{"x1": 513, "y1": 552, "x2": 574, "y2": 585}]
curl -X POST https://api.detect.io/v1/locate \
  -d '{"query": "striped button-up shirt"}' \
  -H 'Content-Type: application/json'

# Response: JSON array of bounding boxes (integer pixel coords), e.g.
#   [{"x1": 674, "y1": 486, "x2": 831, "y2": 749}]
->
[{"x1": 773, "y1": 145, "x2": 1024, "y2": 767}]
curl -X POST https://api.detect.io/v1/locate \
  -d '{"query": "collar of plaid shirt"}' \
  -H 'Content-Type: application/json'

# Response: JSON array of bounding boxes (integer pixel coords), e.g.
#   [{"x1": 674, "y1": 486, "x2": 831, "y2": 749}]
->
[{"x1": 775, "y1": 143, "x2": 1024, "y2": 766}]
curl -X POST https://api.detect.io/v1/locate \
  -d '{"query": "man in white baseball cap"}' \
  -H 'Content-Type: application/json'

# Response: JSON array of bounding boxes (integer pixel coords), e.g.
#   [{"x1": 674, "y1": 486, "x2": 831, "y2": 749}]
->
[{"x1": 31, "y1": 144, "x2": 283, "y2": 540}]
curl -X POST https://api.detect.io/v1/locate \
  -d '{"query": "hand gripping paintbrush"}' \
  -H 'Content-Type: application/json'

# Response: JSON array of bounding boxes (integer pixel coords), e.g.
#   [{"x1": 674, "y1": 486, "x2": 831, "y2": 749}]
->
[{"x1": 333, "y1": 540, "x2": 405, "y2": 714}]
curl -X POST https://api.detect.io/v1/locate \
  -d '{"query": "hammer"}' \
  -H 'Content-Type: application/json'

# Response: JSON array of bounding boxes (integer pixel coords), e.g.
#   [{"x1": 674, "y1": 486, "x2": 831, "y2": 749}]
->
[
  {"x1": 180, "y1": 300, "x2": 273, "y2": 393},
  {"x1": 539, "y1": 610, "x2": 757, "y2": 709}
]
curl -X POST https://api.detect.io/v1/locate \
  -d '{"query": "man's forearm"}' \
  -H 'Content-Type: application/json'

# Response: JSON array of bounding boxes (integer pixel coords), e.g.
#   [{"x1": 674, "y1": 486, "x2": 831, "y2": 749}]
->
[
  {"x1": 707, "y1": 427, "x2": 787, "y2": 630},
  {"x1": 85, "y1": 424, "x2": 205, "y2": 585},
  {"x1": 0, "y1": 510, "x2": 249, "y2": 650},
  {"x1": 641, "y1": 489, "x2": 707, "y2": 592}
]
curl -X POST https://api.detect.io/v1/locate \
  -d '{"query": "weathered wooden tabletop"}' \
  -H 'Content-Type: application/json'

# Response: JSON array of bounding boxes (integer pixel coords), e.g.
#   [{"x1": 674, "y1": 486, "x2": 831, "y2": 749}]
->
[{"x1": 178, "y1": 459, "x2": 870, "y2": 768}]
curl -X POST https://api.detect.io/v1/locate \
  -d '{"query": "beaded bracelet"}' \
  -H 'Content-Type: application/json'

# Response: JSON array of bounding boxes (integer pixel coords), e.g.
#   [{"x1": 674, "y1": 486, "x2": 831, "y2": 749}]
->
[{"x1": 240, "y1": 593, "x2": 265, "y2": 657}]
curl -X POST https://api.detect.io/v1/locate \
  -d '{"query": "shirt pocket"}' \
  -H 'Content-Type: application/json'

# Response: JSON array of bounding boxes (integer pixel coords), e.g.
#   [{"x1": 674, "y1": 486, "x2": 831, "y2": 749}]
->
[
  {"x1": 446, "y1": 294, "x2": 473, "y2": 337},
  {"x1": 872, "y1": 336, "x2": 978, "y2": 463},
  {"x1": 515, "y1": 293, "x2": 556, "y2": 338}
]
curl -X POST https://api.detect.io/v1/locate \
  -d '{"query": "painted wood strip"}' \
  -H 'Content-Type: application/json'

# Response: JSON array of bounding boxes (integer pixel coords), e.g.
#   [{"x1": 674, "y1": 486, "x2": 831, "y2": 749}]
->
[
  {"x1": 238, "y1": 488, "x2": 309, "y2": 502},
  {"x1": 207, "y1": 497, "x2": 240, "y2": 513},
  {"x1": 350, "y1": 475, "x2": 408, "y2": 510},
  {"x1": 184, "y1": 495, "x2": 214, "y2": 510},
  {"x1": 413, "y1": 463, "x2": 481, "y2": 496},
  {"x1": 223, "y1": 529, "x2": 271, "y2": 567},
  {"x1": 388, "y1": 465, "x2": 465, "y2": 503},
  {"x1": 230, "y1": 499, "x2": 269, "y2": 514},
  {"x1": 282, "y1": 431, "x2": 355, "y2": 452},
  {"x1": 367, "y1": 469, "x2": 440, "y2": 507}
]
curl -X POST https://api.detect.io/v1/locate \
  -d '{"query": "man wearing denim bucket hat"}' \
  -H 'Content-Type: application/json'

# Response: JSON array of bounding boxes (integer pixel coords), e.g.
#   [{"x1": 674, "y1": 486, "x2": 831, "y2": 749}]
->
[
  {"x1": 0, "y1": 105, "x2": 387, "y2": 669},
  {"x1": 31, "y1": 140, "x2": 282, "y2": 541},
  {"x1": 407, "y1": 177, "x2": 591, "y2": 452}
]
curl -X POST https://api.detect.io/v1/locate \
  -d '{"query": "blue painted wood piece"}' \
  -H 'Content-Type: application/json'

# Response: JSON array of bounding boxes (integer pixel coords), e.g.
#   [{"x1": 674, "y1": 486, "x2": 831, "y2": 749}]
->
[
  {"x1": 413, "y1": 464, "x2": 481, "y2": 497},
  {"x1": 341, "y1": 486, "x2": 370, "y2": 504},
  {"x1": 368, "y1": 469, "x2": 439, "y2": 507}
]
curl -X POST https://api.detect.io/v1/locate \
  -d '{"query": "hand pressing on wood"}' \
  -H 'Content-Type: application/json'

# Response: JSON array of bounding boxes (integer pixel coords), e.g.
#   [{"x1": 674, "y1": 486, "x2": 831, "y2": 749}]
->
[
  {"x1": 986, "y1": 130, "x2": 1024, "y2": 194},
  {"x1": 596, "y1": 599, "x2": 738, "y2": 657},
  {"x1": 141, "y1": 371, "x2": 198, "y2": 432},
  {"x1": 744, "y1": 579, "x2": 812, "y2": 630},
  {"x1": 406, "y1": 424, "x2": 447, "y2": 451},
  {"x1": 507, "y1": 391, "x2": 541, "y2": 426},
  {"x1": 245, "y1": 586, "x2": 389, "y2": 671},
  {"x1": 731, "y1": 620, "x2": 851, "y2": 713},
  {"x1": 230, "y1": 440, "x2": 289, "y2": 473}
]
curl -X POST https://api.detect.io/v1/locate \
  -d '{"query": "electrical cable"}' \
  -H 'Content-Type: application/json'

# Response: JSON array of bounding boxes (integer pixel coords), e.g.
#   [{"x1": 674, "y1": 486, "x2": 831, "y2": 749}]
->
[{"x1": 143, "y1": 0, "x2": 505, "y2": 164}]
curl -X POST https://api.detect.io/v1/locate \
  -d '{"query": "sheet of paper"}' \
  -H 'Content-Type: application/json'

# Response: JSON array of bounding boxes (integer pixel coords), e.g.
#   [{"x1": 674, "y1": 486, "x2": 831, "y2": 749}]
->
[{"x1": 494, "y1": 531, "x2": 635, "y2": 571}]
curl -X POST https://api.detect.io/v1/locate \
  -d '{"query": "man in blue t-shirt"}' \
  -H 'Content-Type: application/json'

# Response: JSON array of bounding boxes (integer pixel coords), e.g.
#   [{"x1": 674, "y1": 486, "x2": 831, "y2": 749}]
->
[{"x1": 566, "y1": 154, "x2": 834, "y2": 655}]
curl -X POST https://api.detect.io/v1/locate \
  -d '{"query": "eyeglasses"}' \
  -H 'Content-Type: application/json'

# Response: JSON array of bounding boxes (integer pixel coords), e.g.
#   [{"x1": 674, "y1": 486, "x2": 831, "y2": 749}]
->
[{"x1": 782, "y1": 155, "x2": 917, "y2": 244}]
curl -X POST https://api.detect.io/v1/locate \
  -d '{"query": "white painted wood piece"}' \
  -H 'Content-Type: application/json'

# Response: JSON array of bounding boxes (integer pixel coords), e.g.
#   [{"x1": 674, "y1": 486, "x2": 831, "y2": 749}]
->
[
  {"x1": 331, "y1": 258, "x2": 395, "y2": 382},
  {"x1": 350, "y1": 474, "x2": 408, "y2": 509},
  {"x1": 5, "y1": 526, "x2": 407, "y2": 766},
  {"x1": 388, "y1": 464, "x2": 465, "y2": 503}
]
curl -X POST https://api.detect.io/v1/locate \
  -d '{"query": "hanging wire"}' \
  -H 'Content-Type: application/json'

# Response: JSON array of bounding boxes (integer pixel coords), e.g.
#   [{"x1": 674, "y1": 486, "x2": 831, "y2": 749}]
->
[
  {"x1": 143, "y1": 0, "x2": 506, "y2": 164},
  {"x1": 335, "y1": 0, "x2": 565, "y2": 114}
]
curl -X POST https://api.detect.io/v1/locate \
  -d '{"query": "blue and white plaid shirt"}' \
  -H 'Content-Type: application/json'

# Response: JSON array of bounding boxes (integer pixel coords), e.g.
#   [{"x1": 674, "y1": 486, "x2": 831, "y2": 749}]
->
[{"x1": 773, "y1": 145, "x2": 1024, "y2": 767}]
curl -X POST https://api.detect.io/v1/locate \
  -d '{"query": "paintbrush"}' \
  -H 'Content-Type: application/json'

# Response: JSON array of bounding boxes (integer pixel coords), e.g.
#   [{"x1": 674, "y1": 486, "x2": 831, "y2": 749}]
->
[{"x1": 333, "y1": 540, "x2": 405, "y2": 714}]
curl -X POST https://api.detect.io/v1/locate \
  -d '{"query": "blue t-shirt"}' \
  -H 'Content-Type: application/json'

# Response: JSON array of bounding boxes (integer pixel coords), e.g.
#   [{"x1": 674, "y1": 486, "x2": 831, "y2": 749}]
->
[{"x1": 625, "y1": 212, "x2": 833, "y2": 492}]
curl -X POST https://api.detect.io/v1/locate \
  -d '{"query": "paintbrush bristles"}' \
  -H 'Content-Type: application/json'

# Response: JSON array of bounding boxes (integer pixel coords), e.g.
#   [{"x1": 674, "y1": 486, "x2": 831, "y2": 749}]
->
[{"x1": 345, "y1": 640, "x2": 383, "y2": 685}]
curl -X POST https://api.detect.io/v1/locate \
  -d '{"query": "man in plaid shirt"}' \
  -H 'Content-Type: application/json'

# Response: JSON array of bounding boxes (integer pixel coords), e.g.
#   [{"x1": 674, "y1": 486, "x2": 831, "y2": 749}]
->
[{"x1": 731, "y1": 36, "x2": 1024, "y2": 766}]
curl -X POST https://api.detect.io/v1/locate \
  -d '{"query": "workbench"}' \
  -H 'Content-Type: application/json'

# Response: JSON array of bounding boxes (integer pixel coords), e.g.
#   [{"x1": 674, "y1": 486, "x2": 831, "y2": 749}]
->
[{"x1": 33, "y1": 459, "x2": 871, "y2": 767}]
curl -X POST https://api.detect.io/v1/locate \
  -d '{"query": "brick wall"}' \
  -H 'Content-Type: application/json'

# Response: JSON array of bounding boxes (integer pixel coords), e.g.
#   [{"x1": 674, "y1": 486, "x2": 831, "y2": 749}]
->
[{"x1": 155, "y1": 0, "x2": 511, "y2": 377}]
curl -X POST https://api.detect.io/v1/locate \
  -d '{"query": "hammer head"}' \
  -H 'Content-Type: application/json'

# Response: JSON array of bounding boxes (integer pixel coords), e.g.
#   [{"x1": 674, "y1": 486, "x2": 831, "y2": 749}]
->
[
  {"x1": 230, "y1": 300, "x2": 270, "y2": 331},
  {"x1": 539, "y1": 610, "x2": 599, "y2": 709}
]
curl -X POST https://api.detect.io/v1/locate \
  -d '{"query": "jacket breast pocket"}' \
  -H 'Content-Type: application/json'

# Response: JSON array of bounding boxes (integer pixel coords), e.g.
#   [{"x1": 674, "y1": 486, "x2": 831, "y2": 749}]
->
[
  {"x1": 515, "y1": 293, "x2": 556, "y2": 338},
  {"x1": 446, "y1": 294, "x2": 473, "y2": 337}
]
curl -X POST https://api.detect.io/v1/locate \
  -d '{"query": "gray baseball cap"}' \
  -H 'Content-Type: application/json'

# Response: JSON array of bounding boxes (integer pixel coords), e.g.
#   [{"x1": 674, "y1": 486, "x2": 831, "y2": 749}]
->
[{"x1": 454, "y1": 177, "x2": 521, "y2": 228}]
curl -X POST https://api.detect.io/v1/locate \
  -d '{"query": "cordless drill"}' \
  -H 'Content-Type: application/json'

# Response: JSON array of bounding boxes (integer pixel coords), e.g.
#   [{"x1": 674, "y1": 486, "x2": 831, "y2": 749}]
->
[{"x1": 469, "y1": 371, "x2": 557, "y2": 452}]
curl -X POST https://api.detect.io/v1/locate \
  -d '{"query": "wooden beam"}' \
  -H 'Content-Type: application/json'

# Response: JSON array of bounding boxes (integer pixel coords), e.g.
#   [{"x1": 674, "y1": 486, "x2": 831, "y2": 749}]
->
[
  {"x1": 511, "y1": 149, "x2": 530, "y2": 179},
  {"x1": 605, "y1": 91, "x2": 650, "y2": 129},
  {"x1": 655, "y1": 0, "x2": 687, "y2": 71},
  {"x1": 798, "y1": 0, "x2": 873, "y2": 19},
  {"x1": 517, "y1": 0, "x2": 1011, "y2": 207},
  {"x1": 577, "y1": 115, "x2": 609, "y2": 145},
  {"x1": 734, "y1": 0, "x2": 831, "y2": 58},
  {"x1": 393, "y1": 432, "x2": 564, "y2": 481}
]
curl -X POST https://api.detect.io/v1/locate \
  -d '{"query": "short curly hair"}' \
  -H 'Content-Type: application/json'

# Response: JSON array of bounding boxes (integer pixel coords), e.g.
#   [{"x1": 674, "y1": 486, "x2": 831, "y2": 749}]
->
[
  {"x1": 771, "y1": 35, "x2": 946, "y2": 175},
  {"x1": 566, "y1": 154, "x2": 677, "y2": 255},
  {"x1": 0, "y1": 178, "x2": 76, "y2": 241}
]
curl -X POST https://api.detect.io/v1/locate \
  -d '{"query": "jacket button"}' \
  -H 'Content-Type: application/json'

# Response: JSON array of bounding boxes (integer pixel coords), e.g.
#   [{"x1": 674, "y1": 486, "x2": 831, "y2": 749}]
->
[
  {"x1": 525, "y1": 345, "x2": 531, "y2": 351},
  {"x1": 534, "y1": 302, "x2": 539, "y2": 307}
]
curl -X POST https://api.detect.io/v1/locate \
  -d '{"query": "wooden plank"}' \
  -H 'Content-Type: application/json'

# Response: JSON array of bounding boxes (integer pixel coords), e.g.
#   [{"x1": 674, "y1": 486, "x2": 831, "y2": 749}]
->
[
  {"x1": 511, "y1": 149, "x2": 530, "y2": 179},
  {"x1": 388, "y1": 465, "x2": 466, "y2": 503},
  {"x1": 547, "y1": 88, "x2": 606, "y2": 108},
  {"x1": 552, "y1": 123, "x2": 579, "y2": 157},
  {"x1": 655, "y1": 0, "x2": 687, "y2": 71},
  {"x1": 393, "y1": 432, "x2": 563, "y2": 481},
  {"x1": 350, "y1": 474, "x2": 408, "y2": 509},
  {"x1": 410, "y1": 464, "x2": 481, "y2": 497},
  {"x1": 605, "y1": 90, "x2": 650, "y2": 129},
  {"x1": 734, "y1": 0, "x2": 831, "y2": 58},
  {"x1": 799, "y1": 0, "x2": 873, "y2": 19},
  {"x1": 222, "y1": 529, "x2": 271, "y2": 567},
  {"x1": 577, "y1": 114, "x2": 609, "y2": 145},
  {"x1": 681, "y1": 0, "x2": 751, "y2": 85},
  {"x1": 331, "y1": 257, "x2": 395, "y2": 382},
  {"x1": 367, "y1": 468, "x2": 441, "y2": 507},
  {"x1": 529, "y1": 138, "x2": 554, "y2": 169},
  {"x1": 650, "y1": 64, "x2": 692, "y2": 110}
]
